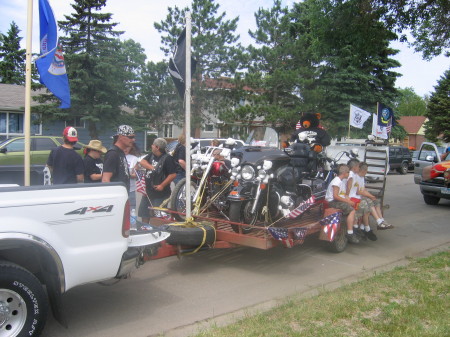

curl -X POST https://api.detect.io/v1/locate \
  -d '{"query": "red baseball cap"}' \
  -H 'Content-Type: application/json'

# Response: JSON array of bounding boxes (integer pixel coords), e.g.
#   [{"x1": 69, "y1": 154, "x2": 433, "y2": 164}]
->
[{"x1": 63, "y1": 126, "x2": 78, "y2": 142}]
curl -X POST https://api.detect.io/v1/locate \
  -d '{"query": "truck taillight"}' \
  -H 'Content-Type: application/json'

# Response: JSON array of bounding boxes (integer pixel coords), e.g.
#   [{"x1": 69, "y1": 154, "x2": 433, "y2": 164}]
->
[
  {"x1": 444, "y1": 169, "x2": 450, "y2": 183},
  {"x1": 123, "y1": 200, "x2": 130, "y2": 238}
]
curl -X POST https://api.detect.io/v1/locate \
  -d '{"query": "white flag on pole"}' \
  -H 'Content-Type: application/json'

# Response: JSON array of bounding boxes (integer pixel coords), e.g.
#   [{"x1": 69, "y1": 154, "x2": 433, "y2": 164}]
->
[
  {"x1": 349, "y1": 104, "x2": 371, "y2": 129},
  {"x1": 372, "y1": 113, "x2": 388, "y2": 139}
]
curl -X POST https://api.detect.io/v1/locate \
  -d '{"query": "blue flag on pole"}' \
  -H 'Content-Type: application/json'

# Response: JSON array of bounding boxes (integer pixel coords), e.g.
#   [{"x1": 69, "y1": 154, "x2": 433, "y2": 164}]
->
[
  {"x1": 35, "y1": 0, "x2": 70, "y2": 108},
  {"x1": 377, "y1": 103, "x2": 393, "y2": 127}
]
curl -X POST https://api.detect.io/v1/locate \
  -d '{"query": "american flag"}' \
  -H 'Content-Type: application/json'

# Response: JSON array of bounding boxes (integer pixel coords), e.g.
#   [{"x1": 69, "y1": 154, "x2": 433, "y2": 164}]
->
[
  {"x1": 135, "y1": 169, "x2": 147, "y2": 196},
  {"x1": 386, "y1": 117, "x2": 393, "y2": 134},
  {"x1": 268, "y1": 227, "x2": 293, "y2": 247},
  {"x1": 319, "y1": 211, "x2": 342, "y2": 242},
  {"x1": 296, "y1": 120, "x2": 301, "y2": 129},
  {"x1": 292, "y1": 227, "x2": 308, "y2": 245},
  {"x1": 286, "y1": 196, "x2": 315, "y2": 219}
]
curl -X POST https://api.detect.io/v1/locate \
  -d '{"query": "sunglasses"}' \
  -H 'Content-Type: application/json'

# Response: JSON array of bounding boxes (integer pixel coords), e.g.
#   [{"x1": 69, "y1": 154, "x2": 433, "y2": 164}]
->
[{"x1": 126, "y1": 135, "x2": 135, "y2": 139}]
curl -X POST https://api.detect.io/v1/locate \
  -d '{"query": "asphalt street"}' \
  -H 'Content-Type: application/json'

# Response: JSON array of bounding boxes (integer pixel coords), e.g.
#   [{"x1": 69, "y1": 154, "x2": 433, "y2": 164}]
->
[{"x1": 43, "y1": 173, "x2": 450, "y2": 337}]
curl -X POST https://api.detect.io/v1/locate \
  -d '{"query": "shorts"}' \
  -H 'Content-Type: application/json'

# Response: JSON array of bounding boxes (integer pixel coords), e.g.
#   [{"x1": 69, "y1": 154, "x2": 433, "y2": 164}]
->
[
  {"x1": 355, "y1": 198, "x2": 370, "y2": 216},
  {"x1": 361, "y1": 196, "x2": 380, "y2": 208},
  {"x1": 328, "y1": 200, "x2": 354, "y2": 215}
]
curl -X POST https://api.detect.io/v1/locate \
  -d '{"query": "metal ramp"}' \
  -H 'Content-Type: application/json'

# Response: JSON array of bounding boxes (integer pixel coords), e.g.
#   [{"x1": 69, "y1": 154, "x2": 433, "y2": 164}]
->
[{"x1": 364, "y1": 145, "x2": 389, "y2": 207}]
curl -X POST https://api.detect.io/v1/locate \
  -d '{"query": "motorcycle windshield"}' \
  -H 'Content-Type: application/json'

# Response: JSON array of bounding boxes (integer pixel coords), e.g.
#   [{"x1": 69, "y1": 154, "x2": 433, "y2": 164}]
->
[{"x1": 245, "y1": 126, "x2": 279, "y2": 148}]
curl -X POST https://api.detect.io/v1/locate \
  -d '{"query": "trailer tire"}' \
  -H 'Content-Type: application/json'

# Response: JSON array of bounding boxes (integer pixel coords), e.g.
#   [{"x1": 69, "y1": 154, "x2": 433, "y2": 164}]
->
[
  {"x1": 327, "y1": 223, "x2": 348, "y2": 253},
  {"x1": 0, "y1": 261, "x2": 48, "y2": 337},
  {"x1": 165, "y1": 224, "x2": 216, "y2": 246}
]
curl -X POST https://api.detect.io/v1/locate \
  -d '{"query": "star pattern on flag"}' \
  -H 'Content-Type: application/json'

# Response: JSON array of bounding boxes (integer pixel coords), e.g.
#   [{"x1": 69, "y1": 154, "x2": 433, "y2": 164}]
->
[
  {"x1": 286, "y1": 196, "x2": 316, "y2": 219},
  {"x1": 268, "y1": 226, "x2": 309, "y2": 248},
  {"x1": 319, "y1": 211, "x2": 342, "y2": 242}
]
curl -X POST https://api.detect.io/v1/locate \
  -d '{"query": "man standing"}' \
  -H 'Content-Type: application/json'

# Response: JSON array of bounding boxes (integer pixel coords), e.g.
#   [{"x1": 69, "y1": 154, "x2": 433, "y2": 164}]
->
[
  {"x1": 102, "y1": 125, "x2": 135, "y2": 192},
  {"x1": 46, "y1": 126, "x2": 84, "y2": 184},
  {"x1": 138, "y1": 138, "x2": 176, "y2": 223}
]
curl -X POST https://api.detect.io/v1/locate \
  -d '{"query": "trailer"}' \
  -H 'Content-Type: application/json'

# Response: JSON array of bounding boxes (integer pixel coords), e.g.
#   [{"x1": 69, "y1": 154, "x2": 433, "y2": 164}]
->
[{"x1": 145, "y1": 200, "x2": 348, "y2": 260}]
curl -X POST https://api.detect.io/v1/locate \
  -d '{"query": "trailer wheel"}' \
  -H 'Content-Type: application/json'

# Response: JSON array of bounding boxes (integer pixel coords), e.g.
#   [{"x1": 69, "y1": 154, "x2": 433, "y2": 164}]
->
[
  {"x1": 229, "y1": 201, "x2": 254, "y2": 234},
  {"x1": 169, "y1": 178, "x2": 198, "y2": 221},
  {"x1": 327, "y1": 223, "x2": 348, "y2": 253},
  {"x1": 165, "y1": 224, "x2": 216, "y2": 246},
  {"x1": 0, "y1": 261, "x2": 48, "y2": 337}
]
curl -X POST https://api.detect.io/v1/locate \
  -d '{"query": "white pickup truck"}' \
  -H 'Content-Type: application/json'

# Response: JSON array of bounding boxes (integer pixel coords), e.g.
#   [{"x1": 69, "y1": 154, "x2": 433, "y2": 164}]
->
[{"x1": 0, "y1": 183, "x2": 169, "y2": 336}]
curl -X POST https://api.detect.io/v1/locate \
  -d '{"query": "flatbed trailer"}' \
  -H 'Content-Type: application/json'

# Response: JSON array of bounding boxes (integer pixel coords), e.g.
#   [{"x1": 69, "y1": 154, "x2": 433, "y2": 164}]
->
[{"x1": 147, "y1": 200, "x2": 346, "y2": 260}]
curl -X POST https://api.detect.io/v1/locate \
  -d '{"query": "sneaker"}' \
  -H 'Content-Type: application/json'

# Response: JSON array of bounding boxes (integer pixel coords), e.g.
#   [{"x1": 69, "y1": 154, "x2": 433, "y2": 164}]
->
[
  {"x1": 346, "y1": 233, "x2": 360, "y2": 244},
  {"x1": 354, "y1": 228, "x2": 367, "y2": 241},
  {"x1": 377, "y1": 221, "x2": 394, "y2": 230},
  {"x1": 364, "y1": 230, "x2": 378, "y2": 241}
]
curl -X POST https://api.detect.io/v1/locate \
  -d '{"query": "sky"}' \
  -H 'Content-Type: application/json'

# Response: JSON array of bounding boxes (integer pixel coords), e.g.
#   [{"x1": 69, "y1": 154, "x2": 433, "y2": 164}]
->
[{"x1": 0, "y1": 0, "x2": 448, "y2": 97}]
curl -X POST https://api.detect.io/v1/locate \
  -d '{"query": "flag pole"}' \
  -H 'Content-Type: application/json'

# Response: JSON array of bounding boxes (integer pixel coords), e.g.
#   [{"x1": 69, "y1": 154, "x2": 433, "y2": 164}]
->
[
  {"x1": 347, "y1": 105, "x2": 351, "y2": 139},
  {"x1": 185, "y1": 11, "x2": 192, "y2": 220},
  {"x1": 24, "y1": 0, "x2": 33, "y2": 186}
]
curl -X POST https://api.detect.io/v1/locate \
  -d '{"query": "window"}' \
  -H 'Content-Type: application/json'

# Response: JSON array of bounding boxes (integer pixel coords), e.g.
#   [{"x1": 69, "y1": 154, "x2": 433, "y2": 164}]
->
[
  {"x1": 34, "y1": 138, "x2": 58, "y2": 151},
  {"x1": 5, "y1": 138, "x2": 25, "y2": 152},
  {"x1": 204, "y1": 124, "x2": 214, "y2": 132},
  {"x1": 163, "y1": 124, "x2": 173, "y2": 138},
  {"x1": 0, "y1": 112, "x2": 42, "y2": 136},
  {"x1": 66, "y1": 116, "x2": 85, "y2": 128}
]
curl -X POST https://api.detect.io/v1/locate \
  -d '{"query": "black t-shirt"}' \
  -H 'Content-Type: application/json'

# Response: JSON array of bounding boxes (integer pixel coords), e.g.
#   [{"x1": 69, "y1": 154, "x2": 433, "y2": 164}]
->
[
  {"x1": 84, "y1": 155, "x2": 103, "y2": 183},
  {"x1": 173, "y1": 143, "x2": 186, "y2": 173},
  {"x1": 143, "y1": 152, "x2": 176, "y2": 198},
  {"x1": 103, "y1": 145, "x2": 130, "y2": 192},
  {"x1": 47, "y1": 146, "x2": 84, "y2": 184}
]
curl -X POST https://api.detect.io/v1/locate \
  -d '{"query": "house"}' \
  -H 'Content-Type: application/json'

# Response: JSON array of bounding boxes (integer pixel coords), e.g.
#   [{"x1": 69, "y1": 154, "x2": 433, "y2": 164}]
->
[
  {"x1": 0, "y1": 83, "x2": 146, "y2": 150},
  {"x1": 397, "y1": 116, "x2": 427, "y2": 150}
]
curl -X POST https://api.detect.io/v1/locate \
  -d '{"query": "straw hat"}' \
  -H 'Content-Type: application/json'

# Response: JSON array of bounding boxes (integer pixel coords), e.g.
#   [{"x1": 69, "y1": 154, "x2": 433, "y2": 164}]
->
[{"x1": 84, "y1": 140, "x2": 107, "y2": 154}]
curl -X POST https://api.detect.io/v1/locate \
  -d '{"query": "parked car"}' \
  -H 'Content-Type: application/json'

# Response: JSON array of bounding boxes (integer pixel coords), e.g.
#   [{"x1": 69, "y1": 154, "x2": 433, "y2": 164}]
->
[
  {"x1": 0, "y1": 136, "x2": 85, "y2": 185},
  {"x1": 388, "y1": 145, "x2": 412, "y2": 174},
  {"x1": 414, "y1": 142, "x2": 450, "y2": 205}
]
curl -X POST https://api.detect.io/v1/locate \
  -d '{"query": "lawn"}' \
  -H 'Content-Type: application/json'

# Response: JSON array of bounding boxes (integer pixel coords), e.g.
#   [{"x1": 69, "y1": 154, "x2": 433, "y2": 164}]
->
[{"x1": 193, "y1": 250, "x2": 449, "y2": 337}]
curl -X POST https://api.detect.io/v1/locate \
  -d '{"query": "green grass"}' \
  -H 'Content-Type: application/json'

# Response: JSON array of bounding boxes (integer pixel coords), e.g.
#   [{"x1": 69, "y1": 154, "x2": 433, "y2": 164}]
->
[{"x1": 192, "y1": 250, "x2": 449, "y2": 337}]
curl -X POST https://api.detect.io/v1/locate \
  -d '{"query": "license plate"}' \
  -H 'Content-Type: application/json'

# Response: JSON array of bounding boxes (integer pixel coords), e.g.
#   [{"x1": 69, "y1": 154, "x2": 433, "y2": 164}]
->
[{"x1": 441, "y1": 187, "x2": 450, "y2": 195}]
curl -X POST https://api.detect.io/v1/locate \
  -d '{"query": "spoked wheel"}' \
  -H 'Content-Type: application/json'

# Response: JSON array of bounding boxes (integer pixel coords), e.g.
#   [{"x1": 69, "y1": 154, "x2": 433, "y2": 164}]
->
[
  {"x1": 229, "y1": 200, "x2": 257, "y2": 234},
  {"x1": 169, "y1": 178, "x2": 198, "y2": 221}
]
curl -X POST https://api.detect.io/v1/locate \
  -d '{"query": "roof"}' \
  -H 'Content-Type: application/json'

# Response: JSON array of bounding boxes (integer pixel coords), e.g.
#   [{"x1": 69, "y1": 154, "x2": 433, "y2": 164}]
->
[
  {"x1": 397, "y1": 116, "x2": 427, "y2": 134},
  {"x1": 0, "y1": 83, "x2": 45, "y2": 111}
]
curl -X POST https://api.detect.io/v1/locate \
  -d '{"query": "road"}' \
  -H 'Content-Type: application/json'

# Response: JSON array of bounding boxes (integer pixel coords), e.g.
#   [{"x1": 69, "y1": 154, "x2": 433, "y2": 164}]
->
[{"x1": 43, "y1": 174, "x2": 450, "y2": 337}]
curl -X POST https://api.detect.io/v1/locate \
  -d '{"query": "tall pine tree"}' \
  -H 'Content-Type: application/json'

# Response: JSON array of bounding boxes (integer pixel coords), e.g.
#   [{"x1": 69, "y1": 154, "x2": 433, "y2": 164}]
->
[
  {"x1": 425, "y1": 69, "x2": 450, "y2": 142},
  {"x1": 154, "y1": 0, "x2": 244, "y2": 137},
  {"x1": 0, "y1": 22, "x2": 26, "y2": 84}
]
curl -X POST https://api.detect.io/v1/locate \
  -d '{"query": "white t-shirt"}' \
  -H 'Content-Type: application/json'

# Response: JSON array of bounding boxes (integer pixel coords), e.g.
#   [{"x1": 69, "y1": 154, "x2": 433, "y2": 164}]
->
[
  {"x1": 348, "y1": 171, "x2": 360, "y2": 199},
  {"x1": 325, "y1": 176, "x2": 347, "y2": 202},
  {"x1": 126, "y1": 154, "x2": 139, "y2": 192}
]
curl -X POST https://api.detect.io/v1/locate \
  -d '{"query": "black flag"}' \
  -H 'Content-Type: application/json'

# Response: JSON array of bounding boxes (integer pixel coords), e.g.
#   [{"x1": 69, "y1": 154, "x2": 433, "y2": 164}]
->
[{"x1": 169, "y1": 28, "x2": 197, "y2": 99}]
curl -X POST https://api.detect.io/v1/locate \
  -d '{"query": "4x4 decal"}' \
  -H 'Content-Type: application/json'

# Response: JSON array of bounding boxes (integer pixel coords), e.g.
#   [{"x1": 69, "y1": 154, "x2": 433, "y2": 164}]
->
[{"x1": 65, "y1": 205, "x2": 114, "y2": 215}]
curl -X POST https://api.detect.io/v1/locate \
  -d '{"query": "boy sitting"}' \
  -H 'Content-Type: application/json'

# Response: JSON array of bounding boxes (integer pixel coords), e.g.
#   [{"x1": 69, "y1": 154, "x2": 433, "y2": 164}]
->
[
  {"x1": 346, "y1": 161, "x2": 378, "y2": 241},
  {"x1": 356, "y1": 162, "x2": 393, "y2": 230},
  {"x1": 325, "y1": 164, "x2": 359, "y2": 243}
]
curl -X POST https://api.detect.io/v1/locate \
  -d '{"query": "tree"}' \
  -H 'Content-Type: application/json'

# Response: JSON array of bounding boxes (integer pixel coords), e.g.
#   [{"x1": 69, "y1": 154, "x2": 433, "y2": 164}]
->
[
  {"x1": 290, "y1": 0, "x2": 401, "y2": 137},
  {"x1": 395, "y1": 87, "x2": 427, "y2": 116},
  {"x1": 0, "y1": 21, "x2": 26, "y2": 84},
  {"x1": 222, "y1": 0, "x2": 301, "y2": 134},
  {"x1": 154, "y1": 0, "x2": 244, "y2": 137},
  {"x1": 424, "y1": 69, "x2": 450, "y2": 142},
  {"x1": 35, "y1": 0, "x2": 146, "y2": 139},
  {"x1": 371, "y1": 0, "x2": 450, "y2": 60}
]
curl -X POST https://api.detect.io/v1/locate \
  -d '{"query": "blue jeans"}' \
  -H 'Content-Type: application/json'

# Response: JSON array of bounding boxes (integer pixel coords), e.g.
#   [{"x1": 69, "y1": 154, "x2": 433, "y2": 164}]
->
[{"x1": 173, "y1": 171, "x2": 186, "y2": 185}]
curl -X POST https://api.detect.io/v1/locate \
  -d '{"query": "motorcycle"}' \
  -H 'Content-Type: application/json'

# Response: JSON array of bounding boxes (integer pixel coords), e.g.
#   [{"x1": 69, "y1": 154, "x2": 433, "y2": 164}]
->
[
  {"x1": 227, "y1": 141, "x2": 357, "y2": 233},
  {"x1": 170, "y1": 146, "x2": 233, "y2": 220}
]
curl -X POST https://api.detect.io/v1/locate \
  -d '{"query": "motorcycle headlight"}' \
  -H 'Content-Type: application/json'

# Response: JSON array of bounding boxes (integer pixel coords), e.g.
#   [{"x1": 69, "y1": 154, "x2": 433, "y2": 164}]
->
[
  {"x1": 258, "y1": 169, "x2": 267, "y2": 180},
  {"x1": 262, "y1": 160, "x2": 273, "y2": 170},
  {"x1": 241, "y1": 165, "x2": 255, "y2": 180}
]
